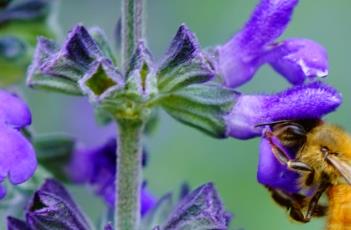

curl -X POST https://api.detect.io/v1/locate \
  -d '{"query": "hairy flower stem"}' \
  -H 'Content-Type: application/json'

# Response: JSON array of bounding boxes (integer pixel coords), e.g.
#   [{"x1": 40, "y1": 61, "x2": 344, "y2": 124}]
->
[
  {"x1": 115, "y1": 119, "x2": 144, "y2": 230},
  {"x1": 121, "y1": 0, "x2": 144, "y2": 73}
]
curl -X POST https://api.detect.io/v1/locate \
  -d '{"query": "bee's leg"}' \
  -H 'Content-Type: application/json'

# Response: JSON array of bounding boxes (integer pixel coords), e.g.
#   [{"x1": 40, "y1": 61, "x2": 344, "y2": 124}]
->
[
  {"x1": 305, "y1": 182, "x2": 330, "y2": 220},
  {"x1": 263, "y1": 129, "x2": 292, "y2": 164},
  {"x1": 273, "y1": 123, "x2": 306, "y2": 138},
  {"x1": 263, "y1": 129, "x2": 313, "y2": 173},
  {"x1": 287, "y1": 161, "x2": 314, "y2": 172},
  {"x1": 256, "y1": 121, "x2": 306, "y2": 137},
  {"x1": 266, "y1": 186, "x2": 326, "y2": 223}
]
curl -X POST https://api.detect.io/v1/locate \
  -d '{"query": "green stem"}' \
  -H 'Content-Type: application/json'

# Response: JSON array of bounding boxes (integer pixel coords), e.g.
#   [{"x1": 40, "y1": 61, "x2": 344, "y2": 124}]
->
[
  {"x1": 115, "y1": 119, "x2": 144, "y2": 230},
  {"x1": 121, "y1": 0, "x2": 144, "y2": 73}
]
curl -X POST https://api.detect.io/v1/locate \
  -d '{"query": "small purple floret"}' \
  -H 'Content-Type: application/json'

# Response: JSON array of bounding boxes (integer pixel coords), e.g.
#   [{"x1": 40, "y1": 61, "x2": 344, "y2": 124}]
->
[
  {"x1": 217, "y1": 0, "x2": 328, "y2": 87},
  {"x1": 0, "y1": 90, "x2": 36, "y2": 199},
  {"x1": 225, "y1": 81, "x2": 342, "y2": 139}
]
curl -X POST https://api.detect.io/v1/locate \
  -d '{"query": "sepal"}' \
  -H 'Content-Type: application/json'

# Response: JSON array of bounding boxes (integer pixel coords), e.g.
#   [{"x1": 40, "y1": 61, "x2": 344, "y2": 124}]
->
[
  {"x1": 26, "y1": 179, "x2": 92, "y2": 230},
  {"x1": 157, "y1": 24, "x2": 215, "y2": 93},
  {"x1": 27, "y1": 36, "x2": 84, "y2": 95},
  {"x1": 90, "y1": 27, "x2": 117, "y2": 65},
  {"x1": 162, "y1": 183, "x2": 232, "y2": 230},
  {"x1": 126, "y1": 41, "x2": 157, "y2": 99},
  {"x1": 159, "y1": 83, "x2": 237, "y2": 138},
  {"x1": 27, "y1": 25, "x2": 119, "y2": 96},
  {"x1": 79, "y1": 58, "x2": 124, "y2": 102}
]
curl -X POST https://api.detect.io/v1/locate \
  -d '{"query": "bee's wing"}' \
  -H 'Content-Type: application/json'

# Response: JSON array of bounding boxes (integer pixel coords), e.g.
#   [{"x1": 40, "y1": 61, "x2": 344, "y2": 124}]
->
[{"x1": 327, "y1": 155, "x2": 351, "y2": 184}]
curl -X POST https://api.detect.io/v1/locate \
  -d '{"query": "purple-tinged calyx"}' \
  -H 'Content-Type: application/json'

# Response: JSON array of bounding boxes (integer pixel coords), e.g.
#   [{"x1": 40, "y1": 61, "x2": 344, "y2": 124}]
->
[
  {"x1": 156, "y1": 24, "x2": 238, "y2": 138},
  {"x1": 216, "y1": 0, "x2": 328, "y2": 87},
  {"x1": 225, "y1": 81, "x2": 342, "y2": 139},
  {"x1": 125, "y1": 41, "x2": 157, "y2": 98},
  {"x1": 79, "y1": 58, "x2": 124, "y2": 103},
  {"x1": 25, "y1": 179, "x2": 92, "y2": 229},
  {"x1": 27, "y1": 24, "x2": 120, "y2": 96},
  {"x1": 162, "y1": 183, "x2": 232, "y2": 230},
  {"x1": 37, "y1": 25, "x2": 102, "y2": 80},
  {"x1": 66, "y1": 138, "x2": 156, "y2": 215},
  {"x1": 157, "y1": 24, "x2": 215, "y2": 93},
  {"x1": 0, "y1": 90, "x2": 36, "y2": 199}
]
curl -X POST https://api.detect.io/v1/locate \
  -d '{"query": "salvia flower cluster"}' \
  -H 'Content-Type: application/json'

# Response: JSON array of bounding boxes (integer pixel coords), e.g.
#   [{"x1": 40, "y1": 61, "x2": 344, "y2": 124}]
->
[{"x1": 0, "y1": 0, "x2": 344, "y2": 229}]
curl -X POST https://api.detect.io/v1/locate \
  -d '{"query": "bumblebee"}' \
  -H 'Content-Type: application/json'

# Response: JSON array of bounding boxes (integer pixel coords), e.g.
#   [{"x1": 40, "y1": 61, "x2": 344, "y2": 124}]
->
[{"x1": 259, "y1": 120, "x2": 351, "y2": 229}]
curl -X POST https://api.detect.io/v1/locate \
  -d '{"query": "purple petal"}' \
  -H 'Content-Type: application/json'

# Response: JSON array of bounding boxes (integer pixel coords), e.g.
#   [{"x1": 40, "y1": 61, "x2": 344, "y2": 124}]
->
[
  {"x1": 225, "y1": 81, "x2": 342, "y2": 139},
  {"x1": 217, "y1": 0, "x2": 298, "y2": 87},
  {"x1": 267, "y1": 38, "x2": 328, "y2": 85},
  {"x1": 141, "y1": 184, "x2": 157, "y2": 216},
  {"x1": 0, "y1": 90, "x2": 31, "y2": 128},
  {"x1": 0, "y1": 124, "x2": 36, "y2": 184},
  {"x1": 257, "y1": 138, "x2": 299, "y2": 193}
]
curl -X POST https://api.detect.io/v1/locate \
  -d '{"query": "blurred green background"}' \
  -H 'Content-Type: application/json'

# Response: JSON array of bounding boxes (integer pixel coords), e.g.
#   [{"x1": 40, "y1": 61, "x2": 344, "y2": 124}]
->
[{"x1": 18, "y1": 0, "x2": 351, "y2": 229}]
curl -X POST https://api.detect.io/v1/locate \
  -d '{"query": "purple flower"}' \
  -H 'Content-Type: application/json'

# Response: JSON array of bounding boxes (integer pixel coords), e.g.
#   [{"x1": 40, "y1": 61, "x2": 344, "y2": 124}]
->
[
  {"x1": 216, "y1": 0, "x2": 328, "y2": 87},
  {"x1": 7, "y1": 179, "x2": 92, "y2": 230},
  {"x1": 225, "y1": 81, "x2": 342, "y2": 139},
  {"x1": 0, "y1": 90, "x2": 36, "y2": 199},
  {"x1": 66, "y1": 138, "x2": 156, "y2": 215}
]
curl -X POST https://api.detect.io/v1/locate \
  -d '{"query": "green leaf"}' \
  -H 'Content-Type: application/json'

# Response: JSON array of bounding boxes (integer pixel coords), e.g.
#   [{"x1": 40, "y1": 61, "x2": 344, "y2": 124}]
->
[
  {"x1": 159, "y1": 83, "x2": 237, "y2": 138},
  {"x1": 33, "y1": 133, "x2": 76, "y2": 181}
]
